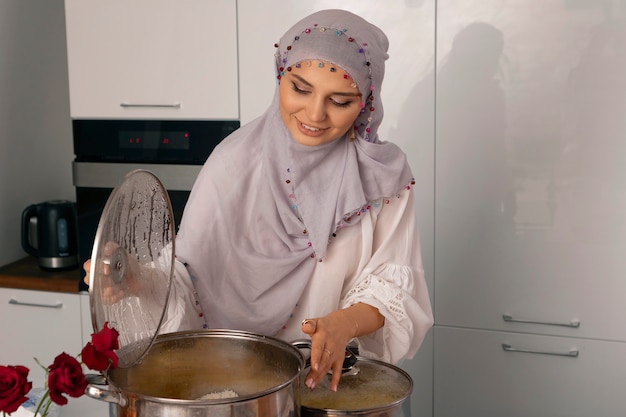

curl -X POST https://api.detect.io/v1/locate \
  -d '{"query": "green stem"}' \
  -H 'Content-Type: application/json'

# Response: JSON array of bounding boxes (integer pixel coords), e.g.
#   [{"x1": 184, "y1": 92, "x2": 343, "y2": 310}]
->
[
  {"x1": 33, "y1": 357, "x2": 47, "y2": 372},
  {"x1": 41, "y1": 396, "x2": 53, "y2": 417},
  {"x1": 33, "y1": 390, "x2": 51, "y2": 417}
]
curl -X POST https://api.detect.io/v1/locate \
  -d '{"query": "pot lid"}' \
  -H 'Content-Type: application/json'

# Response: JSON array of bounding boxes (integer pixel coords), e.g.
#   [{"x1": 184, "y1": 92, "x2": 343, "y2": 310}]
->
[
  {"x1": 300, "y1": 357, "x2": 412, "y2": 412},
  {"x1": 89, "y1": 169, "x2": 174, "y2": 368}
]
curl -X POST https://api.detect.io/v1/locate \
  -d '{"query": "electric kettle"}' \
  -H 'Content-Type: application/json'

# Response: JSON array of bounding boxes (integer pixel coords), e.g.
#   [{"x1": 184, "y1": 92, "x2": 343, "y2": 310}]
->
[{"x1": 21, "y1": 200, "x2": 79, "y2": 270}]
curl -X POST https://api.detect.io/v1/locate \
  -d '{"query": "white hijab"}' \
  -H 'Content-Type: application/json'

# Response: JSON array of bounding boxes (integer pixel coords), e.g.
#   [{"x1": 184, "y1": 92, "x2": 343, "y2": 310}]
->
[{"x1": 175, "y1": 9, "x2": 413, "y2": 335}]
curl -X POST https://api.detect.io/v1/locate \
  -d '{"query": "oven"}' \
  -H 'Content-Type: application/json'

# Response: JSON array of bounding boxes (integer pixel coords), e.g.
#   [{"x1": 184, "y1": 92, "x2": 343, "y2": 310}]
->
[{"x1": 72, "y1": 119, "x2": 239, "y2": 291}]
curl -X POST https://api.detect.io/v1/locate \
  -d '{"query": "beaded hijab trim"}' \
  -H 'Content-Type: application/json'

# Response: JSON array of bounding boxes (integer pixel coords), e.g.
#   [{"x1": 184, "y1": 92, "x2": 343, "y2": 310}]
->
[{"x1": 274, "y1": 24, "x2": 377, "y2": 142}]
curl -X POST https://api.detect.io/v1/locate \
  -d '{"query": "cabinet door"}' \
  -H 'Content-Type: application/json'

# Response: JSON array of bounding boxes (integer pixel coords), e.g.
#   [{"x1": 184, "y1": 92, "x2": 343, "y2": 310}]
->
[
  {"x1": 0, "y1": 288, "x2": 82, "y2": 384},
  {"x1": 434, "y1": 0, "x2": 626, "y2": 341},
  {"x1": 80, "y1": 292, "x2": 93, "y2": 346},
  {"x1": 65, "y1": 0, "x2": 238, "y2": 120},
  {"x1": 434, "y1": 327, "x2": 626, "y2": 417}
]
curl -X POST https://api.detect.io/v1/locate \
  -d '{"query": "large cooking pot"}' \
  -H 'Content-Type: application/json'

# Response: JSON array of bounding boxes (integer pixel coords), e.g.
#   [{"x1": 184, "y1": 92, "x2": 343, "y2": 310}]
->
[
  {"x1": 295, "y1": 343, "x2": 412, "y2": 417},
  {"x1": 86, "y1": 329, "x2": 304, "y2": 417}
]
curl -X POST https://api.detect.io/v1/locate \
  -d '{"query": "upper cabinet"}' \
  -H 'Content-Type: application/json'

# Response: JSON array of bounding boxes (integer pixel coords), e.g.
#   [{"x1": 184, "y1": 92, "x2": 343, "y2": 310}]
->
[{"x1": 64, "y1": 0, "x2": 238, "y2": 120}]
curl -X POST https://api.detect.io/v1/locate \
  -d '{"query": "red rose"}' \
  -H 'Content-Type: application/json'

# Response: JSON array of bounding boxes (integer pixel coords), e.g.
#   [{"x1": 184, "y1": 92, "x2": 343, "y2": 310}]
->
[
  {"x1": 81, "y1": 322, "x2": 119, "y2": 371},
  {"x1": 47, "y1": 353, "x2": 88, "y2": 406},
  {"x1": 0, "y1": 365, "x2": 32, "y2": 414}
]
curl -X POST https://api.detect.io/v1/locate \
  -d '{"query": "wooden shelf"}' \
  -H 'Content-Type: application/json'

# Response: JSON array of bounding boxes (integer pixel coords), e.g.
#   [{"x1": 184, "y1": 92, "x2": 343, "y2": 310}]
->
[{"x1": 0, "y1": 257, "x2": 81, "y2": 293}]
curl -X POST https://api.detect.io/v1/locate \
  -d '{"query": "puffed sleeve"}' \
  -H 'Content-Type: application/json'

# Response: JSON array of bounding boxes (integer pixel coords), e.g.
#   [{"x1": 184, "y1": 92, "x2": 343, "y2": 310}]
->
[
  {"x1": 160, "y1": 258, "x2": 206, "y2": 333},
  {"x1": 132, "y1": 242, "x2": 206, "y2": 335},
  {"x1": 340, "y1": 187, "x2": 433, "y2": 364}
]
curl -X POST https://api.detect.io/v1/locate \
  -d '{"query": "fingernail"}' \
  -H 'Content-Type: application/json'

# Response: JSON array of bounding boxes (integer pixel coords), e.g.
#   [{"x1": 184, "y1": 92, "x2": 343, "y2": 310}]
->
[{"x1": 305, "y1": 378, "x2": 315, "y2": 389}]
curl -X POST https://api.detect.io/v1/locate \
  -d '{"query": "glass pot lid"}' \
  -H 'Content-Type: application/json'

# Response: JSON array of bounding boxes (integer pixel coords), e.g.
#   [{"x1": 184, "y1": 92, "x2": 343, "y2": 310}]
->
[
  {"x1": 300, "y1": 357, "x2": 413, "y2": 412},
  {"x1": 89, "y1": 169, "x2": 175, "y2": 368}
]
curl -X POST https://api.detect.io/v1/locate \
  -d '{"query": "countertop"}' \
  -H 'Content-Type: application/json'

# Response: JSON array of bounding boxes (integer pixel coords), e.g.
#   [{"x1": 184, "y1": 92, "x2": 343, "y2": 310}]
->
[{"x1": 0, "y1": 256, "x2": 82, "y2": 293}]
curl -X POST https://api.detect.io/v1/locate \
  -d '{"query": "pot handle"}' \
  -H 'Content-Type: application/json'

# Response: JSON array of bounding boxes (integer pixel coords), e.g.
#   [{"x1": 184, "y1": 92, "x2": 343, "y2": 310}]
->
[
  {"x1": 291, "y1": 340, "x2": 358, "y2": 373},
  {"x1": 84, "y1": 373, "x2": 128, "y2": 407}
]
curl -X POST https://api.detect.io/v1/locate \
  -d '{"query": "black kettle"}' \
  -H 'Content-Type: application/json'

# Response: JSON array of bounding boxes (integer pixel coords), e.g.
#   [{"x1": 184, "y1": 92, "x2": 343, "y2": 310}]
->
[{"x1": 21, "y1": 200, "x2": 79, "y2": 270}]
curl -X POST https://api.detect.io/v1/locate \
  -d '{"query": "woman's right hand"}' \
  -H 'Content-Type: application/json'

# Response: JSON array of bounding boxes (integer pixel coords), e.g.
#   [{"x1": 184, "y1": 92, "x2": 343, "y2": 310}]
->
[
  {"x1": 82, "y1": 259, "x2": 92, "y2": 286},
  {"x1": 301, "y1": 303, "x2": 385, "y2": 391},
  {"x1": 83, "y1": 242, "x2": 141, "y2": 304}
]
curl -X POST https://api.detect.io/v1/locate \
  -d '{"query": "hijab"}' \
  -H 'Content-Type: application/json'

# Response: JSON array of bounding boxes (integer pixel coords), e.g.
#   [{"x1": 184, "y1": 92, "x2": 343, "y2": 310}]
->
[{"x1": 175, "y1": 9, "x2": 414, "y2": 335}]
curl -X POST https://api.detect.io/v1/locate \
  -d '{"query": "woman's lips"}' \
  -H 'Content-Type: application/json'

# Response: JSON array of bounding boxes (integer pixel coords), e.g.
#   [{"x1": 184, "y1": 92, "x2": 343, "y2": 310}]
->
[{"x1": 297, "y1": 120, "x2": 327, "y2": 137}]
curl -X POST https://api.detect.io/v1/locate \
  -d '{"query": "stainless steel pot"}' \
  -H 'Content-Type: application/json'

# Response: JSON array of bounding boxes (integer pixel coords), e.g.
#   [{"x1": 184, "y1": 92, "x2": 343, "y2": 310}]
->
[
  {"x1": 85, "y1": 329, "x2": 304, "y2": 417},
  {"x1": 297, "y1": 345, "x2": 412, "y2": 417}
]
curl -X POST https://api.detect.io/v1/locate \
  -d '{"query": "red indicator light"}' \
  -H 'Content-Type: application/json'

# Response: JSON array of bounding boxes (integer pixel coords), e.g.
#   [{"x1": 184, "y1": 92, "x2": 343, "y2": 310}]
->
[
  {"x1": 184, "y1": 132, "x2": 189, "y2": 138},
  {"x1": 162, "y1": 137, "x2": 169, "y2": 144}
]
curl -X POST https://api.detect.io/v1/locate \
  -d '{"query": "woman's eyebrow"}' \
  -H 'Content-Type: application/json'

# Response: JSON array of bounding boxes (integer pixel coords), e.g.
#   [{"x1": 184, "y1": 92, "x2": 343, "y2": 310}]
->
[
  {"x1": 290, "y1": 73, "x2": 361, "y2": 97},
  {"x1": 291, "y1": 73, "x2": 314, "y2": 88}
]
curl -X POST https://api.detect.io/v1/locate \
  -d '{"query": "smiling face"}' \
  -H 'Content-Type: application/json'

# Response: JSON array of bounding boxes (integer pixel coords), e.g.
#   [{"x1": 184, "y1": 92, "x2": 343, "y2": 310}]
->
[{"x1": 279, "y1": 60, "x2": 363, "y2": 146}]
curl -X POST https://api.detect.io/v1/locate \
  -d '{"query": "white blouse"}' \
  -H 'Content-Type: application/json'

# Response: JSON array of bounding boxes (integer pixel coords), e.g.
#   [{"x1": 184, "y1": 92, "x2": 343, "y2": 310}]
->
[{"x1": 162, "y1": 186, "x2": 433, "y2": 364}]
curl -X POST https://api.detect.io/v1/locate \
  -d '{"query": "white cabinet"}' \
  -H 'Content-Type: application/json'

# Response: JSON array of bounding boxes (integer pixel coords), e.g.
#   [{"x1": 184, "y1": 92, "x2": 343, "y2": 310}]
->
[
  {"x1": 435, "y1": 327, "x2": 626, "y2": 417},
  {"x1": 64, "y1": 0, "x2": 238, "y2": 120},
  {"x1": 0, "y1": 288, "x2": 83, "y2": 384},
  {"x1": 80, "y1": 292, "x2": 94, "y2": 346},
  {"x1": 434, "y1": 1, "x2": 626, "y2": 415},
  {"x1": 0, "y1": 288, "x2": 108, "y2": 417}
]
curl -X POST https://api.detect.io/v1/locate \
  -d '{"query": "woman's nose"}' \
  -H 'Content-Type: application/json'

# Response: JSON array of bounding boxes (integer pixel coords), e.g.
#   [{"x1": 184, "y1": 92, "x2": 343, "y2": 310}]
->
[{"x1": 306, "y1": 98, "x2": 326, "y2": 122}]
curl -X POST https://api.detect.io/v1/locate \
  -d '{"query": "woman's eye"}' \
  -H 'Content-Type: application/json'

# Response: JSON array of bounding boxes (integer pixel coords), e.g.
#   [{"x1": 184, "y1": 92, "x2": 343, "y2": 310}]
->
[
  {"x1": 291, "y1": 82, "x2": 308, "y2": 94},
  {"x1": 331, "y1": 98, "x2": 352, "y2": 107},
  {"x1": 290, "y1": 80, "x2": 353, "y2": 107}
]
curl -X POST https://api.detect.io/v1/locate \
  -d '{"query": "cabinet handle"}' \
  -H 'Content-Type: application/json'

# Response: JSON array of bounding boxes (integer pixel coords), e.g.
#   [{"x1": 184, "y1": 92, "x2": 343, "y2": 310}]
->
[
  {"x1": 502, "y1": 343, "x2": 579, "y2": 358},
  {"x1": 9, "y1": 298, "x2": 63, "y2": 309},
  {"x1": 502, "y1": 314, "x2": 580, "y2": 328},
  {"x1": 120, "y1": 102, "x2": 181, "y2": 108}
]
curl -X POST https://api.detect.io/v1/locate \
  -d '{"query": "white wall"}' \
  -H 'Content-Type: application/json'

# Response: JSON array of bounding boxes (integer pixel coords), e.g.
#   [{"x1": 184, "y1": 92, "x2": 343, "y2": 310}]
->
[{"x1": 0, "y1": 0, "x2": 75, "y2": 266}]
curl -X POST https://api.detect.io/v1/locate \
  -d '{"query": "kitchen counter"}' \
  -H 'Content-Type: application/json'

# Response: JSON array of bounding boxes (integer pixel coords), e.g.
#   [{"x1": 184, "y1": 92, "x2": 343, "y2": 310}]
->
[{"x1": 0, "y1": 256, "x2": 82, "y2": 293}]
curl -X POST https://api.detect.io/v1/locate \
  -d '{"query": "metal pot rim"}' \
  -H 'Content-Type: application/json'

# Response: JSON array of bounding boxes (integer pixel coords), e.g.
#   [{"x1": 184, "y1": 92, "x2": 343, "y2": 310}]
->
[
  {"x1": 299, "y1": 356, "x2": 413, "y2": 414},
  {"x1": 301, "y1": 399, "x2": 406, "y2": 414},
  {"x1": 99, "y1": 328, "x2": 305, "y2": 404}
]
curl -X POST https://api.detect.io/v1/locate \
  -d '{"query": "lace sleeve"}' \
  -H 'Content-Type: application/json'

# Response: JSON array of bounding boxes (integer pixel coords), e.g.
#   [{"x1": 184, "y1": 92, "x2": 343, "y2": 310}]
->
[{"x1": 345, "y1": 264, "x2": 412, "y2": 322}]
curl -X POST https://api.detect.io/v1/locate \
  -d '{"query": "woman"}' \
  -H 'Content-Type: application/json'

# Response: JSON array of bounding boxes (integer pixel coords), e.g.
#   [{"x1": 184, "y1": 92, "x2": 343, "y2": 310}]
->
[
  {"x1": 89, "y1": 9, "x2": 433, "y2": 392},
  {"x1": 174, "y1": 9, "x2": 432, "y2": 391}
]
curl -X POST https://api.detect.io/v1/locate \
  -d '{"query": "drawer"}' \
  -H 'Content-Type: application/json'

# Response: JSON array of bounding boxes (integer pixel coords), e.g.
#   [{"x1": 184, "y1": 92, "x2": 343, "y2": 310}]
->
[
  {"x1": 434, "y1": 231, "x2": 626, "y2": 341},
  {"x1": 434, "y1": 326, "x2": 626, "y2": 417}
]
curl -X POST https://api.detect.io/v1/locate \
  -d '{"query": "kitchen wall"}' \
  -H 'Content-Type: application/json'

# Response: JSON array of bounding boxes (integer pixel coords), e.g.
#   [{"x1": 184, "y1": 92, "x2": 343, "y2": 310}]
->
[{"x1": 0, "y1": 0, "x2": 75, "y2": 266}]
